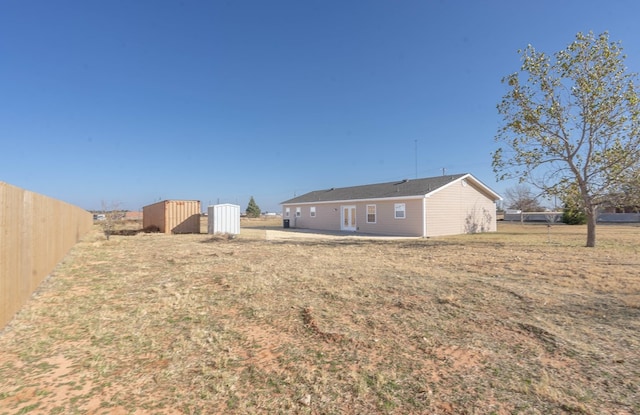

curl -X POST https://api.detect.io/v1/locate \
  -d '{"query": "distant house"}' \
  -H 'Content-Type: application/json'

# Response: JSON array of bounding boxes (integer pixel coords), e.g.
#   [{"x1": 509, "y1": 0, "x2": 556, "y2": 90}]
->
[
  {"x1": 281, "y1": 173, "x2": 502, "y2": 237},
  {"x1": 123, "y1": 211, "x2": 143, "y2": 221},
  {"x1": 597, "y1": 200, "x2": 640, "y2": 223}
]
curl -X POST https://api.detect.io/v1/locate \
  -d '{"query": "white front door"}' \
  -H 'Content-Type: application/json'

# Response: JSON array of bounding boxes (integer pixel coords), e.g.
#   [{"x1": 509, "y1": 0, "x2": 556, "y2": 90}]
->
[{"x1": 341, "y1": 205, "x2": 357, "y2": 231}]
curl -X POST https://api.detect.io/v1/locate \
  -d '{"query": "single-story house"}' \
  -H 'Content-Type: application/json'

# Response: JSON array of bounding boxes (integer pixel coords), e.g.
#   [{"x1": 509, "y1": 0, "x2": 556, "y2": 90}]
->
[
  {"x1": 281, "y1": 173, "x2": 502, "y2": 237},
  {"x1": 123, "y1": 211, "x2": 143, "y2": 221}
]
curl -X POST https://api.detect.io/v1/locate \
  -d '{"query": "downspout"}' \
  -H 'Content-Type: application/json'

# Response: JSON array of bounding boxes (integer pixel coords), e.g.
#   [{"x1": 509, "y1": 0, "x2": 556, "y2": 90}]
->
[{"x1": 422, "y1": 197, "x2": 427, "y2": 237}]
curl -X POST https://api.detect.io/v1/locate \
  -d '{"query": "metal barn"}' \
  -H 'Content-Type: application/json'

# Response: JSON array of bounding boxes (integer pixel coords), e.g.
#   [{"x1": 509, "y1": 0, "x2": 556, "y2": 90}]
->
[{"x1": 208, "y1": 204, "x2": 240, "y2": 235}]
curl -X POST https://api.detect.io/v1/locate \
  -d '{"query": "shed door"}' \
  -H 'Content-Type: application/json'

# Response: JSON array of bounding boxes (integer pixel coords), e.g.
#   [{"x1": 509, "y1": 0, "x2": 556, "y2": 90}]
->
[{"x1": 341, "y1": 205, "x2": 357, "y2": 231}]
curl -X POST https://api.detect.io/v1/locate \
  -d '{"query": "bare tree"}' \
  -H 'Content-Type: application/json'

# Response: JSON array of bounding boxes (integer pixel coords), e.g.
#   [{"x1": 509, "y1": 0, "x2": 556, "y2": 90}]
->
[
  {"x1": 605, "y1": 166, "x2": 640, "y2": 211},
  {"x1": 101, "y1": 200, "x2": 121, "y2": 240},
  {"x1": 504, "y1": 185, "x2": 544, "y2": 211}
]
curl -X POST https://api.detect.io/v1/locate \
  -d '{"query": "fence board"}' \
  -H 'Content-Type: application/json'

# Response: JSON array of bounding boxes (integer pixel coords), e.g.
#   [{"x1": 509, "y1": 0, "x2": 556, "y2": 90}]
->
[{"x1": 0, "y1": 182, "x2": 93, "y2": 330}]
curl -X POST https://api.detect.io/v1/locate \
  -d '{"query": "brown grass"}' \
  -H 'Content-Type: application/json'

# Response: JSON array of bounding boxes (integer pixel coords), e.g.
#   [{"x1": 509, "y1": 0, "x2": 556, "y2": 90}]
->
[{"x1": 0, "y1": 219, "x2": 639, "y2": 414}]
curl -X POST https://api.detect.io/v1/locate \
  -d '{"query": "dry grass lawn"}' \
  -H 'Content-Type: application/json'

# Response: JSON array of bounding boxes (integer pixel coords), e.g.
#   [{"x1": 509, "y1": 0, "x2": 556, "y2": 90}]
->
[{"x1": 0, "y1": 218, "x2": 639, "y2": 414}]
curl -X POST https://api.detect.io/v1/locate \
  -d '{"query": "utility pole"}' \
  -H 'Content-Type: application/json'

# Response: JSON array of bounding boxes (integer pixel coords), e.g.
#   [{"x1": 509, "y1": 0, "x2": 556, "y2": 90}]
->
[{"x1": 442, "y1": 167, "x2": 446, "y2": 176}]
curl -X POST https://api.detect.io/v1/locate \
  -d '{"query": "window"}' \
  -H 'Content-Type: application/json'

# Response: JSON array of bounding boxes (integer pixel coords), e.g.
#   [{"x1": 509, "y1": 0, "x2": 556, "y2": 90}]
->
[
  {"x1": 366, "y1": 205, "x2": 376, "y2": 223},
  {"x1": 310, "y1": 207, "x2": 316, "y2": 217},
  {"x1": 296, "y1": 207, "x2": 301, "y2": 217},
  {"x1": 285, "y1": 207, "x2": 290, "y2": 217},
  {"x1": 394, "y1": 203, "x2": 406, "y2": 219}
]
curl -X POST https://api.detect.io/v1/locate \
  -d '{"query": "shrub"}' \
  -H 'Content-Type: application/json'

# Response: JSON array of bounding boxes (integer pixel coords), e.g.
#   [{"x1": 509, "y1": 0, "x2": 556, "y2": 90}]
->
[{"x1": 562, "y1": 206, "x2": 587, "y2": 225}]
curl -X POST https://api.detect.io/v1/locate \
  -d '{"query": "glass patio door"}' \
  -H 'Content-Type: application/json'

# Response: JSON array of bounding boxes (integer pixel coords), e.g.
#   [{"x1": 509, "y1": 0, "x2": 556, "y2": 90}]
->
[{"x1": 341, "y1": 205, "x2": 356, "y2": 231}]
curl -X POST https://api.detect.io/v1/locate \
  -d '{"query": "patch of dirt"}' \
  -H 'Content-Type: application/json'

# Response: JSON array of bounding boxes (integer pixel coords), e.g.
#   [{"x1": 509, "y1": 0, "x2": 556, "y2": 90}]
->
[{"x1": 1, "y1": 222, "x2": 639, "y2": 414}]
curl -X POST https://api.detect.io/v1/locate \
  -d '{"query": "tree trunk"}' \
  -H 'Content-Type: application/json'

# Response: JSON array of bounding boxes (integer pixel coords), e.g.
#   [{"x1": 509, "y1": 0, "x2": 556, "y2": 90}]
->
[{"x1": 585, "y1": 210, "x2": 597, "y2": 247}]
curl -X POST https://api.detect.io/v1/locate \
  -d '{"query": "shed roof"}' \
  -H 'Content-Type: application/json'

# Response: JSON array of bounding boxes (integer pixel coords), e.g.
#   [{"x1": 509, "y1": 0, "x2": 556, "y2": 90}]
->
[{"x1": 282, "y1": 173, "x2": 501, "y2": 204}]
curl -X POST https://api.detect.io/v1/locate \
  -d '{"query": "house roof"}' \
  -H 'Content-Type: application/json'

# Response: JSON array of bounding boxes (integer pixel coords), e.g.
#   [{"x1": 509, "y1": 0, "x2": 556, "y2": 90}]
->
[{"x1": 282, "y1": 173, "x2": 502, "y2": 204}]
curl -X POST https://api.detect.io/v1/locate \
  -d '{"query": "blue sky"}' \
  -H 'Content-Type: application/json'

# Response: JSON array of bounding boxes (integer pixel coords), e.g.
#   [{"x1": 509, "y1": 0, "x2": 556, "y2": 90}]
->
[{"x1": 2, "y1": 1, "x2": 639, "y2": 212}]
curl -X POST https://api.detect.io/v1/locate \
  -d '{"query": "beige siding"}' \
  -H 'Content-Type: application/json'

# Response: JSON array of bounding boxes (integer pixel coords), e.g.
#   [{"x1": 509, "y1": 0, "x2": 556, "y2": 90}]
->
[
  {"x1": 425, "y1": 179, "x2": 497, "y2": 237},
  {"x1": 282, "y1": 198, "x2": 425, "y2": 236},
  {"x1": 357, "y1": 199, "x2": 424, "y2": 236},
  {"x1": 143, "y1": 200, "x2": 201, "y2": 234},
  {"x1": 284, "y1": 203, "x2": 342, "y2": 231}
]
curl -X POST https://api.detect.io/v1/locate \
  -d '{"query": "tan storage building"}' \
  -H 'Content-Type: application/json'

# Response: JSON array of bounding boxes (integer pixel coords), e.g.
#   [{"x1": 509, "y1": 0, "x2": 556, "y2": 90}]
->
[{"x1": 143, "y1": 200, "x2": 201, "y2": 234}]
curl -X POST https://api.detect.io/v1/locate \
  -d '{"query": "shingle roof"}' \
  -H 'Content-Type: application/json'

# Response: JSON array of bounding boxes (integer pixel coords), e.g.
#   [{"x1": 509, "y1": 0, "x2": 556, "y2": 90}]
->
[{"x1": 282, "y1": 174, "x2": 472, "y2": 204}]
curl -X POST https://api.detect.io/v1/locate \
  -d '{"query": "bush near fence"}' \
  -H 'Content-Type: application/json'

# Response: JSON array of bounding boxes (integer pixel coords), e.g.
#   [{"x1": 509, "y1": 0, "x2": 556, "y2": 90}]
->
[{"x1": 0, "y1": 182, "x2": 93, "y2": 330}]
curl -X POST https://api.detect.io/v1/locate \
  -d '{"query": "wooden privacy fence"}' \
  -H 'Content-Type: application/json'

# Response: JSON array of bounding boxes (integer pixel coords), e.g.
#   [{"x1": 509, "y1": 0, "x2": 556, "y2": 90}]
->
[{"x1": 0, "y1": 182, "x2": 93, "y2": 330}]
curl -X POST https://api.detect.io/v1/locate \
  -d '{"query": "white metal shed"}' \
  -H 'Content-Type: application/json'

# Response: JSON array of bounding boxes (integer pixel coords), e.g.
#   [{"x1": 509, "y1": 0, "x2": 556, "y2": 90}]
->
[{"x1": 208, "y1": 204, "x2": 240, "y2": 235}]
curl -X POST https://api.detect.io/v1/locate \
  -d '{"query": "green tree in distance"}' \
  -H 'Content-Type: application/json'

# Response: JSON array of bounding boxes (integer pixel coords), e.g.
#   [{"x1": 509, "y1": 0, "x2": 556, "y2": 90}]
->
[
  {"x1": 561, "y1": 182, "x2": 588, "y2": 225},
  {"x1": 245, "y1": 196, "x2": 261, "y2": 218},
  {"x1": 493, "y1": 31, "x2": 640, "y2": 247}
]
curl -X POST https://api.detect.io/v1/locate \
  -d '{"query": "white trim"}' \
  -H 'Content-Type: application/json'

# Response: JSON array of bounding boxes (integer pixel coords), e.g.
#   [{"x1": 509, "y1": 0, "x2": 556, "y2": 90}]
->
[
  {"x1": 282, "y1": 194, "x2": 425, "y2": 206},
  {"x1": 281, "y1": 174, "x2": 502, "y2": 207},
  {"x1": 366, "y1": 204, "x2": 376, "y2": 224},
  {"x1": 422, "y1": 197, "x2": 427, "y2": 237},
  {"x1": 340, "y1": 205, "x2": 357, "y2": 231},
  {"x1": 425, "y1": 174, "x2": 502, "y2": 201}
]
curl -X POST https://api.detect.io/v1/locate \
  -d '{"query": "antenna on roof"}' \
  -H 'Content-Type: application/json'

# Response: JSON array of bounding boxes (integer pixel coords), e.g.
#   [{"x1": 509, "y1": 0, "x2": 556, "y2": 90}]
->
[
  {"x1": 414, "y1": 140, "x2": 418, "y2": 179},
  {"x1": 442, "y1": 167, "x2": 446, "y2": 176}
]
